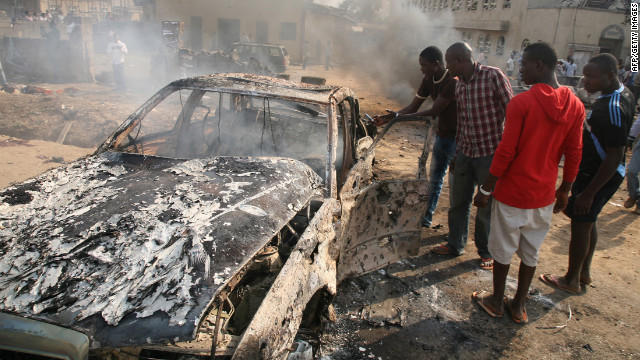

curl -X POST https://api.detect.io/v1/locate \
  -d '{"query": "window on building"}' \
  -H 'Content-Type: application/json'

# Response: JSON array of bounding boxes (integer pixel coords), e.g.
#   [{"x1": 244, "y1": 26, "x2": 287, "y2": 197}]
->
[
  {"x1": 477, "y1": 34, "x2": 484, "y2": 52},
  {"x1": 440, "y1": 0, "x2": 448, "y2": 10},
  {"x1": 462, "y1": 32, "x2": 467, "y2": 41},
  {"x1": 420, "y1": 0, "x2": 427, "y2": 12},
  {"x1": 280, "y1": 22, "x2": 296, "y2": 41},
  {"x1": 466, "y1": 33, "x2": 473, "y2": 45},
  {"x1": 503, "y1": 0, "x2": 511, "y2": 8},
  {"x1": 483, "y1": 0, "x2": 489, "y2": 9},
  {"x1": 484, "y1": 35, "x2": 491, "y2": 53},
  {"x1": 452, "y1": 0, "x2": 462, "y2": 10},
  {"x1": 430, "y1": 0, "x2": 437, "y2": 11},
  {"x1": 490, "y1": 0, "x2": 497, "y2": 9},
  {"x1": 496, "y1": 36, "x2": 505, "y2": 55},
  {"x1": 521, "y1": 38, "x2": 531, "y2": 50},
  {"x1": 465, "y1": 0, "x2": 476, "y2": 10}
]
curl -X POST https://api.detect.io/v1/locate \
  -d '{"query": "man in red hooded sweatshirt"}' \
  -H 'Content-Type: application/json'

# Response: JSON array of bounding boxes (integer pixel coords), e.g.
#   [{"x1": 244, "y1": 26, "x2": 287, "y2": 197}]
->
[{"x1": 470, "y1": 42, "x2": 584, "y2": 323}]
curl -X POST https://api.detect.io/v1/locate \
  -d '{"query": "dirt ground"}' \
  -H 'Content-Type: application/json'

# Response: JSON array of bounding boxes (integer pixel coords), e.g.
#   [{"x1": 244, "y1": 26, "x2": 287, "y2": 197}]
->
[{"x1": 0, "y1": 62, "x2": 639, "y2": 360}]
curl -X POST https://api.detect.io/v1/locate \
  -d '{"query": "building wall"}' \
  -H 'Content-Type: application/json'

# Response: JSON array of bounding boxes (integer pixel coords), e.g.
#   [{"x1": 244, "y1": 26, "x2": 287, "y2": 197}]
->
[
  {"x1": 522, "y1": 7, "x2": 630, "y2": 73},
  {"x1": 399, "y1": 0, "x2": 529, "y2": 72},
  {"x1": 153, "y1": 0, "x2": 305, "y2": 56},
  {"x1": 399, "y1": 0, "x2": 628, "y2": 76},
  {"x1": 303, "y1": 12, "x2": 352, "y2": 64},
  {"x1": 1, "y1": 0, "x2": 141, "y2": 22}
]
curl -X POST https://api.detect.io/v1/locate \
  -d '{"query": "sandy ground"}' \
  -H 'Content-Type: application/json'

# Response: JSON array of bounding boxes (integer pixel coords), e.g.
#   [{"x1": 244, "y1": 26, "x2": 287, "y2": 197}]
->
[{"x1": 0, "y1": 62, "x2": 639, "y2": 359}]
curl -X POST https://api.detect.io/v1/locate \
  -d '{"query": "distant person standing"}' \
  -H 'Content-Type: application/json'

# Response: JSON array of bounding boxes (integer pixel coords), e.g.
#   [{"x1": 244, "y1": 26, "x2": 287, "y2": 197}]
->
[
  {"x1": 150, "y1": 46, "x2": 169, "y2": 88},
  {"x1": 41, "y1": 21, "x2": 60, "y2": 83},
  {"x1": 564, "y1": 57, "x2": 577, "y2": 77},
  {"x1": 506, "y1": 51, "x2": 515, "y2": 77},
  {"x1": 303, "y1": 41, "x2": 311, "y2": 70},
  {"x1": 432, "y1": 42, "x2": 513, "y2": 270},
  {"x1": 325, "y1": 41, "x2": 333, "y2": 70},
  {"x1": 107, "y1": 33, "x2": 128, "y2": 91},
  {"x1": 0, "y1": 59, "x2": 7, "y2": 86}
]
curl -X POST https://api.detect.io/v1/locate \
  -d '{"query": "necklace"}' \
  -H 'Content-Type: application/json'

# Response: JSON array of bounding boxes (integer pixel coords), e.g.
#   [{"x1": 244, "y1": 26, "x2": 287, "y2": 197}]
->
[{"x1": 433, "y1": 69, "x2": 448, "y2": 84}]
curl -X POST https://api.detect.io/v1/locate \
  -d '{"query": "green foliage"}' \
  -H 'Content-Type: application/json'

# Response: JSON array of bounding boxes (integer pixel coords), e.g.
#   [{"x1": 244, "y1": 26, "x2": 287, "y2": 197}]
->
[{"x1": 338, "y1": 0, "x2": 384, "y2": 21}]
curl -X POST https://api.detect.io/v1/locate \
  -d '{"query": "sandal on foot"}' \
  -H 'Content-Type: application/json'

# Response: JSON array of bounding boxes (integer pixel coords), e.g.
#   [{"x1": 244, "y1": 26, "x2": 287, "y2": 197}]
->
[
  {"x1": 472, "y1": 290, "x2": 503, "y2": 318},
  {"x1": 479, "y1": 257, "x2": 494, "y2": 270},
  {"x1": 431, "y1": 244, "x2": 454, "y2": 255},
  {"x1": 539, "y1": 274, "x2": 580, "y2": 295},
  {"x1": 624, "y1": 197, "x2": 637, "y2": 209},
  {"x1": 580, "y1": 277, "x2": 592, "y2": 286},
  {"x1": 504, "y1": 296, "x2": 528, "y2": 324}
]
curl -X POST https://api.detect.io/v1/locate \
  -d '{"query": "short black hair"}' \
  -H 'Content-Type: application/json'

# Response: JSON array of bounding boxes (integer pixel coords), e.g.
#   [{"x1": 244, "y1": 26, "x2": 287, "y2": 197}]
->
[
  {"x1": 420, "y1": 46, "x2": 443, "y2": 63},
  {"x1": 523, "y1": 42, "x2": 557, "y2": 70},
  {"x1": 588, "y1": 53, "x2": 618, "y2": 74}
]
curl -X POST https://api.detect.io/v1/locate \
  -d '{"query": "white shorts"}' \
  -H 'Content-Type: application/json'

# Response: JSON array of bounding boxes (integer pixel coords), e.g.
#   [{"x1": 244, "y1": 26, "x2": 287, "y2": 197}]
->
[{"x1": 488, "y1": 199, "x2": 554, "y2": 267}]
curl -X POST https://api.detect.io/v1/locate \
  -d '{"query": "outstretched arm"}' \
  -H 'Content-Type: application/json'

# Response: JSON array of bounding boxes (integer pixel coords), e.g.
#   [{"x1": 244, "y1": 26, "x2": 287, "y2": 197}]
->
[
  {"x1": 372, "y1": 96, "x2": 425, "y2": 126},
  {"x1": 403, "y1": 95, "x2": 452, "y2": 118}
]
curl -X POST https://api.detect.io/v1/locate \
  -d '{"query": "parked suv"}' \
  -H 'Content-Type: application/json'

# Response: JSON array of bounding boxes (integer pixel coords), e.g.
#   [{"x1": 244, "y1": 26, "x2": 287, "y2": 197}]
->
[{"x1": 224, "y1": 42, "x2": 290, "y2": 73}]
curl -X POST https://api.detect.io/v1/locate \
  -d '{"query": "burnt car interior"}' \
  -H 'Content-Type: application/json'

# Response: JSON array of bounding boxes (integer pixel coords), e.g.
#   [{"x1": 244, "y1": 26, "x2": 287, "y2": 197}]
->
[{"x1": 111, "y1": 86, "x2": 369, "y2": 187}]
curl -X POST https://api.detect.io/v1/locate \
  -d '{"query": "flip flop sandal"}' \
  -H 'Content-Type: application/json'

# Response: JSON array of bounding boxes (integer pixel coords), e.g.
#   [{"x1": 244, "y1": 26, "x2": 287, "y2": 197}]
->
[
  {"x1": 479, "y1": 257, "x2": 494, "y2": 270},
  {"x1": 431, "y1": 244, "x2": 453, "y2": 255},
  {"x1": 504, "y1": 296, "x2": 528, "y2": 324},
  {"x1": 539, "y1": 274, "x2": 580, "y2": 295},
  {"x1": 472, "y1": 290, "x2": 503, "y2": 318}
]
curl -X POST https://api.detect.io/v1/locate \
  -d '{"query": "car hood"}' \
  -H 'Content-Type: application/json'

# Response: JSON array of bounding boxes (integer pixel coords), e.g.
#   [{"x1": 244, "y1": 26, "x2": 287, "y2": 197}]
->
[{"x1": 0, "y1": 151, "x2": 322, "y2": 348}]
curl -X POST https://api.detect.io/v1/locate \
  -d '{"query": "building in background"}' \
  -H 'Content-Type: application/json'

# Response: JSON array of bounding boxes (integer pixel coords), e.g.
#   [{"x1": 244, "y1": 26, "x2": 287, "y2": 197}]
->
[
  {"x1": 399, "y1": 0, "x2": 630, "y2": 77},
  {"x1": 138, "y1": 0, "x2": 357, "y2": 64},
  {"x1": 0, "y1": 0, "x2": 142, "y2": 22}
]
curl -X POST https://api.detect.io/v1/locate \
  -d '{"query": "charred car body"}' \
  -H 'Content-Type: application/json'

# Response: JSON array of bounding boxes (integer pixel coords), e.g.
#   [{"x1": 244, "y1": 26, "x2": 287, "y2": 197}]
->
[{"x1": 0, "y1": 74, "x2": 431, "y2": 359}]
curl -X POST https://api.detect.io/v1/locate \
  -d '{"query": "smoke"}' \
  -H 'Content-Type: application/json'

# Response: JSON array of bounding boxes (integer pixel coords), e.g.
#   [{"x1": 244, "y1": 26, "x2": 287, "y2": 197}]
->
[{"x1": 331, "y1": 2, "x2": 462, "y2": 102}]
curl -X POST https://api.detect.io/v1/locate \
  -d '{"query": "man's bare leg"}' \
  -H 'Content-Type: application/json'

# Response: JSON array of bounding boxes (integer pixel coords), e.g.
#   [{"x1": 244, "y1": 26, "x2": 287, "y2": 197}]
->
[
  {"x1": 476, "y1": 260, "x2": 509, "y2": 315},
  {"x1": 510, "y1": 262, "x2": 536, "y2": 319},
  {"x1": 559, "y1": 220, "x2": 594, "y2": 292},
  {"x1": 579, "y1": 222, "x2": 598, "y2": 284}
]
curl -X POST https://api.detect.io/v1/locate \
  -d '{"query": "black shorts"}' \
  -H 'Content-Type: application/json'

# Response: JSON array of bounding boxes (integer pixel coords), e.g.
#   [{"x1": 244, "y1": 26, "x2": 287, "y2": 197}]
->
[{"x1": 564, "y1": 173, "x2": 623, "y2": 223}]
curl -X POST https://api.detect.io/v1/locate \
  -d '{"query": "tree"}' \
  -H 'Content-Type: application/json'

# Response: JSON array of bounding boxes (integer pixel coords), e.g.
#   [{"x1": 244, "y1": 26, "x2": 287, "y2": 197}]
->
[{"x1": 338, "y1": 0, "x2": 384, "y2": 21}]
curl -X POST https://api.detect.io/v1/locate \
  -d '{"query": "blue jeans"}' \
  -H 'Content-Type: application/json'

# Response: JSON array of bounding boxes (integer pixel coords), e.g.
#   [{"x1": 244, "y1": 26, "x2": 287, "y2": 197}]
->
[
  {"x1": 447, "y1": 152, "x2": 493, "y2": 258},
  {"x1": 423, "y1": 135, "x2": 456, "y2": 227},
  {"x1": 627, "y1": 142, "x2": 640, "y2": 204}
]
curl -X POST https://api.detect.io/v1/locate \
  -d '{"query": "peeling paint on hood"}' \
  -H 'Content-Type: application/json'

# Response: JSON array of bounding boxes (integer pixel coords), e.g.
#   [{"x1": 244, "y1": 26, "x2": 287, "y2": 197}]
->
[{"x1": 0, "y1": 151, "x2": 321, "y2": 348}]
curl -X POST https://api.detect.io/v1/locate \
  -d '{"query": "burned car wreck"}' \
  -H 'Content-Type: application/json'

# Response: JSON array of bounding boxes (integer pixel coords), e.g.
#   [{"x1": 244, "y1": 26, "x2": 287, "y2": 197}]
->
[{"x1": 0, "y1": 74, "x2": 431, "y2": 359}]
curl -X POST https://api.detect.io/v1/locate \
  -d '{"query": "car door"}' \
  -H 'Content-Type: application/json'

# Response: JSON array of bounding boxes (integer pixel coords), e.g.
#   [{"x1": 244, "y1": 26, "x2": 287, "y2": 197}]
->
[{"x1": 336, "y1": 117, "x2": 433, "y2": 282}]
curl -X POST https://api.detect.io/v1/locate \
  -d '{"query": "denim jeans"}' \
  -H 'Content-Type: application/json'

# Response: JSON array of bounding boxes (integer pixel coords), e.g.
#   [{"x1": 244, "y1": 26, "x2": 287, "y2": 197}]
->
[
  {"x1": 627, "y1": 141, "x2": 640, "y2": 204},
  {"x1": 447, "y1": 152, "x2": 494, "y2": 258},
  {"x1": 423, "y1": 135, "x2": 456, "y2": 227}
]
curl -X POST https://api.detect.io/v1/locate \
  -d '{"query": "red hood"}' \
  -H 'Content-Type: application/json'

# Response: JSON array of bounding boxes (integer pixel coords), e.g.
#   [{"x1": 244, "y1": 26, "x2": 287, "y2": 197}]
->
[{"x1": 531, "y1": 83, "x2": 581, "y2": 124}]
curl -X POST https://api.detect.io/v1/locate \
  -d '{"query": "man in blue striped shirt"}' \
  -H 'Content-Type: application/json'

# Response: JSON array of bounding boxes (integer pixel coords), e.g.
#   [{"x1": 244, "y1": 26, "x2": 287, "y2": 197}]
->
[{"x1": 540, "y1": 54, "x2": 635, "y2": 294}]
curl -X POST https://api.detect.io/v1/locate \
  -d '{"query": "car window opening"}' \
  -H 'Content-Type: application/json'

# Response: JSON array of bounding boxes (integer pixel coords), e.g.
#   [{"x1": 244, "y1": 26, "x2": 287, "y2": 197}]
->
[{"x1": 115, "y1": 89, "x2": 329, "y2": 180}]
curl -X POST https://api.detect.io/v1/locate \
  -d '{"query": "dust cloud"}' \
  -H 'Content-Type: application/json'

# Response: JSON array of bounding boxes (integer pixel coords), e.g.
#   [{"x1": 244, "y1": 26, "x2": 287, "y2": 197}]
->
[{"x1": 333, "y1": 2, "x2": 462, "y2": 102}]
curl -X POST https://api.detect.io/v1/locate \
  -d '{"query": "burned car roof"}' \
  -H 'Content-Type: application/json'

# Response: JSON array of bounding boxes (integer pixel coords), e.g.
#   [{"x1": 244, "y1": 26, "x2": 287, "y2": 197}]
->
[
  {"x1": 0, "y1": 152, "x2": 321, "y2": 347},
  {"x1": 166, "y1": 73, "x2": 343, "y2": 104}
]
